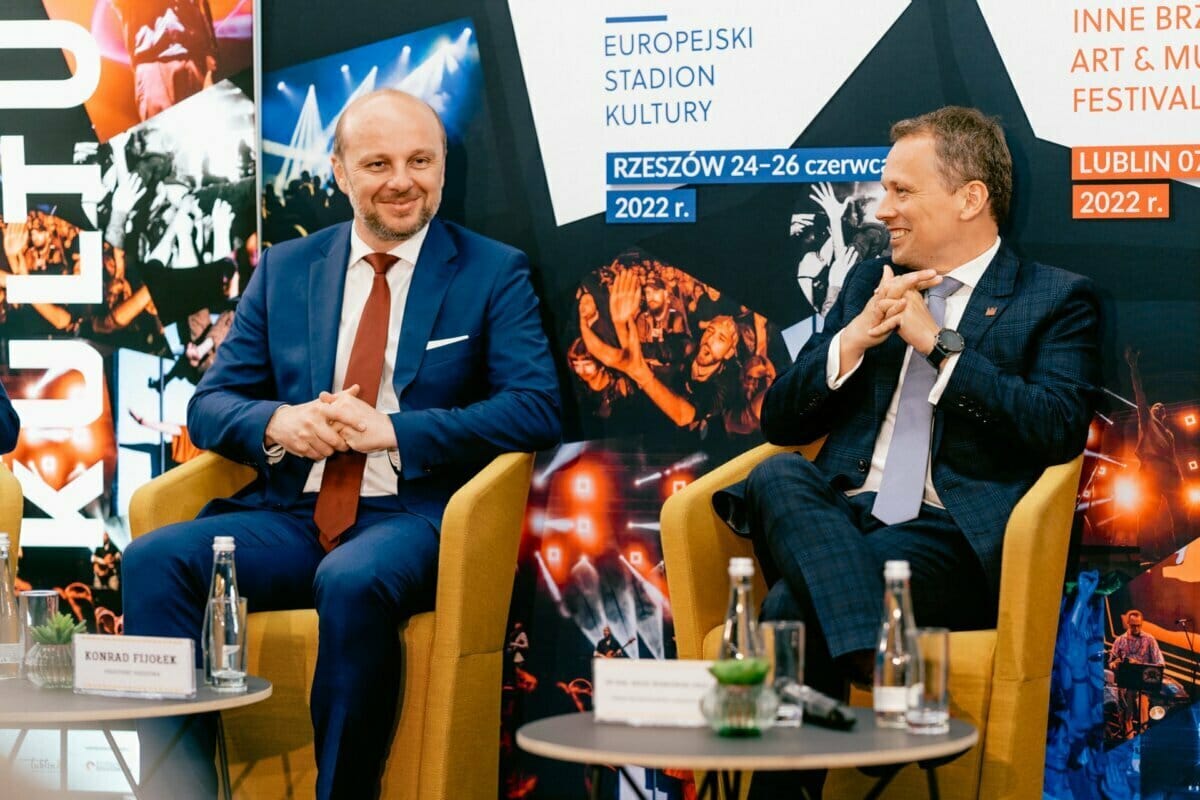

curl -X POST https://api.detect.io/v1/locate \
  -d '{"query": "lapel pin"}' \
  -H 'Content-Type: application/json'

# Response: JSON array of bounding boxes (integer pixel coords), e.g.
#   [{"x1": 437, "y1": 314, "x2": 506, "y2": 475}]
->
[{"x1": 985, "y1": 306, "x2": 998, "y2": 317}]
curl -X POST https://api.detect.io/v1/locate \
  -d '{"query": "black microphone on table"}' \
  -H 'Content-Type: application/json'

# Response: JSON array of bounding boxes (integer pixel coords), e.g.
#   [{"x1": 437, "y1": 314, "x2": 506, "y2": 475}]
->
[
  {"x1": 1177, "y1": 618, "x2": 1191, "y2": 627},
  {"x1": 798, "y1": 686, "x2": 857, "y2": 730}
]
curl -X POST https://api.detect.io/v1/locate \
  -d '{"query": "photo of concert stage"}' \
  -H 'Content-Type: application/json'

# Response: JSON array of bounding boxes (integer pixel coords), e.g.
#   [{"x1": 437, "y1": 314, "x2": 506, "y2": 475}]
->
[{"x1": 1103, "y1": 553, "x2": 1200, "y2": 748}]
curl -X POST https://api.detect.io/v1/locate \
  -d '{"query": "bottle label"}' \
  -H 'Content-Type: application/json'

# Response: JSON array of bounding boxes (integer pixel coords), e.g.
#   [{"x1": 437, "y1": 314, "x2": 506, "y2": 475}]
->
[
  {"x1": 873, "y1": 685, "x2": 907, "y2": 713},
  {"x1": 907, "y1": 682, "x2": 925, "y2": 706},
  {"x1": 0, "y1": 642, "x2": 23, "y2": 664}
]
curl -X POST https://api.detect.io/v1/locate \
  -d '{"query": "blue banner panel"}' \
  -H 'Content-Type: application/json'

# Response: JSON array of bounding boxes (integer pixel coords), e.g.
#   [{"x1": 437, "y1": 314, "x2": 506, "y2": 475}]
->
[
  {"x1": 606, "y1": 147, "x2": 890, "y2": 185},
  {"x1": 605, "y1": 189, "x2": 697, "y2": 224}
]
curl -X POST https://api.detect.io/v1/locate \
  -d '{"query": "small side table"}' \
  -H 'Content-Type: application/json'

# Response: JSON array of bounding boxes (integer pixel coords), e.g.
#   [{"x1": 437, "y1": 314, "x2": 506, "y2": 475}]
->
[
  {"x1": 517, "y1": 708, "x2": 977, "y2": 800},
  {"x1": 0, "y1": 672, "x2": 272, "y2": 799}
]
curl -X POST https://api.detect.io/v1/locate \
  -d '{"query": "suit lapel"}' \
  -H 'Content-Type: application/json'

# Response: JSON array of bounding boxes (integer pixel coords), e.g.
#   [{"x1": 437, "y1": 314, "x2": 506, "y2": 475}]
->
[
  {"x1": 956, "y1": 246, "x2": 1018, "y2": 349},
  {"x1": 309, "y1": 224, "x2": 353, "y2": 397},
  {"x1": 392, "y1": 219, "x2": 459, "y2": 395},
  {"x1": 932, "y1": 246, "x2": 1020, "y2": 456}
]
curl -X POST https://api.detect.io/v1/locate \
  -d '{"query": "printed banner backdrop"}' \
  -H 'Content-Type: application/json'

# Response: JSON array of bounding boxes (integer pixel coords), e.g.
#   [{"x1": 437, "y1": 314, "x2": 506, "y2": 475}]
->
[
  {"x1": 0, "y1": 0, "x2": 256, "y2": 637},
  {"x1": 3, "y1": 0, "x2": 1197, "y2": 795},
  {"x1": 261, "y1": 1, "x2": 1200, "y2": 797}
]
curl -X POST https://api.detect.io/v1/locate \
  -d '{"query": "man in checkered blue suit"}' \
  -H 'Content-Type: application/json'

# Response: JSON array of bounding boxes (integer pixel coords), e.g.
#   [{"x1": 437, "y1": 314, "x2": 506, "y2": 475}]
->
[{"x1": 721, "y1": 109, "x2": 1100, "y2": 796}]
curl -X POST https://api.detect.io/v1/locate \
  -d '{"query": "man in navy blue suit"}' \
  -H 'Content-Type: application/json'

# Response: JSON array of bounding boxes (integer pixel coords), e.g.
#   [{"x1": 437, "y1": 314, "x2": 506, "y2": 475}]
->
[
  {"x1": 726, "y1": 107, "x2": 1100, "y2": 795},
  {"x1": 123, "y1": 89, "x2": 560, "y2": 799}
]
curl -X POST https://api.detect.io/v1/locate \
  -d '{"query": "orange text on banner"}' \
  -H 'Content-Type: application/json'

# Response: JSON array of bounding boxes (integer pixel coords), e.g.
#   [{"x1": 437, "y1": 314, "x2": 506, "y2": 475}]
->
[
  {"x1": 1072, "y1": 184, "x2": 1169, "y2": 219},
  {"x1": 1072, "y1": 145, "x2": 1200, "y2": 180}
]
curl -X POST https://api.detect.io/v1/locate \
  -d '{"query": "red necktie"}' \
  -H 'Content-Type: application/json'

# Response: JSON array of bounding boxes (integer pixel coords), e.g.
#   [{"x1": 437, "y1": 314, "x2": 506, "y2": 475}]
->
[{"x1": 314, "y1": 252, "x2": 398, "y2": 551}]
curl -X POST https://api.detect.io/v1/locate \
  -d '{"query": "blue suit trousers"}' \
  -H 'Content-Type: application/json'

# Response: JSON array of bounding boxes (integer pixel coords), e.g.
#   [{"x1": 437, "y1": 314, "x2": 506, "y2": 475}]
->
[{"x1": 123, "y1": 495, "x2": 439, "y2": 800}]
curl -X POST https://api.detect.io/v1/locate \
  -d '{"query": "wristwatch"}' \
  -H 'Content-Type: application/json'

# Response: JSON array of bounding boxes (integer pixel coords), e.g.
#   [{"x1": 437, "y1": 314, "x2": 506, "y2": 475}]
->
[{"x1": 926, "y1": 328, "x2": 965, "y2": 369}]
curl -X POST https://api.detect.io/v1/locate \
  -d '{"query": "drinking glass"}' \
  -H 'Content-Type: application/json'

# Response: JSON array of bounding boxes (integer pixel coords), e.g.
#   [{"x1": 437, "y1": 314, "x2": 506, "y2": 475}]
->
[
  {"x1": 206, "y1": 597, "x2": 247, "y2": 692},
  {"x1": 19, "y1": 590, "x2": 59, "y2": 671},
  {"x1": 906, "y1": 627, "x2": 950, "y2": 734},
  {"x1": 761, "y1": 621, "x2": 804, "y2": 727}
]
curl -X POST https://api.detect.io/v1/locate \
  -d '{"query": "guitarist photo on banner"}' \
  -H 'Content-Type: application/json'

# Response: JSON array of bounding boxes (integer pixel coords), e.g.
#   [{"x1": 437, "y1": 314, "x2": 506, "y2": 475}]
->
[{"x1": 594, "y1": 626, "x2": 634, "y2": 659}]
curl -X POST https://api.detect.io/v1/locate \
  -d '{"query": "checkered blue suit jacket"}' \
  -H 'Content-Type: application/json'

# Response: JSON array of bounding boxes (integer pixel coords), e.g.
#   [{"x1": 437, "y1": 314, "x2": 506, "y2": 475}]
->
[{"x1": 750, "y1": 246, "x2": 1101, "y2": 591}]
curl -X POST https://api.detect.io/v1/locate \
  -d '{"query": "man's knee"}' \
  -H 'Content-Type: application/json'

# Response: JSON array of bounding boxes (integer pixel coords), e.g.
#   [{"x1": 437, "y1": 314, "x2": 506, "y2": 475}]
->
[
  {"x1": 312, "y1": 555, "x2": 384, "y2": 614},
  {"x1": 122, "y1": 535, "x2": 155, "y2": 578},
  {"x1": 124, "y1": 526, "x2": 189, "y2": 586},
  {"x1": 745, "y1": 452, "x2": 821, "y2": 505},
  {"x1": 122, "y1": 524, "x2": 209, "y2": 636},
  {"x1": 124, "y1": 519, "x2": 226, "y2": 596},
  {"x1": 313, "y1": 554, "x2": 431, "y2": 619}
]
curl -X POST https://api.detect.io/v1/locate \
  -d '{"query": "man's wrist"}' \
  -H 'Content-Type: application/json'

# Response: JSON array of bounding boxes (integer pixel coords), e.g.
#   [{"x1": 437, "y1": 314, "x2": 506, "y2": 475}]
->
[
  {"x1": 839, "y1": 329, "x2": 868, "y2": 370},
  {"x1": 917, "y1": 336, "x2": 935, "y2": 357},
  {"x1": 844, "y1": 313, "x2": 878, "y2": 353},
  {"x1": 628, "y1": 364, "x2": 653, "y2": 388},
  {"x1": 263, "y1": 404, "x2": 290, "y2": 448}
]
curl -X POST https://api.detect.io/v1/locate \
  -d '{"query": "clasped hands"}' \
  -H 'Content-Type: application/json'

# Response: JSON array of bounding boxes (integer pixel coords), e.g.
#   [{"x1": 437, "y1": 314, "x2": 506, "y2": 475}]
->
[
  {"x1": 264, "y1": 385, "x2": 396, "y2": 460},
  {"x1": 842, "y1": 265, "x2": 944, "y2": 364}
]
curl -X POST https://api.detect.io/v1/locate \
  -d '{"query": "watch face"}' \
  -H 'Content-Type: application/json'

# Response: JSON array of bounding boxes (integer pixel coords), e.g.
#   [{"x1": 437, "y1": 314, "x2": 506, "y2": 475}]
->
[{"x1": 938, "y1": 329, "x2": 965, "y2": 353}]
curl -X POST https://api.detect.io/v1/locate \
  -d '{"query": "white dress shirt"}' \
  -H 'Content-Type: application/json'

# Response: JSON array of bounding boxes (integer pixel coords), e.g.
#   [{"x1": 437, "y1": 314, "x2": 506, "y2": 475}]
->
[
  {"x1": 826, "y1": 237, "x2": 1001, "y2": 508},
  {"x1": 267, "y1": 224, "x2": 427, "y2": 496}
]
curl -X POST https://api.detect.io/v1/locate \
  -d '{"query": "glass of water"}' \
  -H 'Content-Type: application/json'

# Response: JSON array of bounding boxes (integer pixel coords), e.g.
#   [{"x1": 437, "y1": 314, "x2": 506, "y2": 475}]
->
[
  {"x1": 761, "y1": 620, "x2": 805, "y2": 727},
  {"x1": 18, "y1": 590, "x2": 59, "y2": 676},
  {"x1": 906, "y1": 627, "x2": 950, "y2": 734},
  {"x1": 206, "y1": 596, "x2": 247, "y2": 692}
]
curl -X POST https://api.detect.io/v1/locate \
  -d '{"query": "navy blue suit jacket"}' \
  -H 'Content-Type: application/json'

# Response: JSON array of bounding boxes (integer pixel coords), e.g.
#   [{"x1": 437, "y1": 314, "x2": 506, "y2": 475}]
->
[
  {"x1": 0, "y1": 382, "x2": 19, "y2": 455},
  {"x1": 187, "y1": 218, "x2": 561, "y2": 529},
  {"x1": 748, "y1": 246, "x2": 1100, "y2": 590}
]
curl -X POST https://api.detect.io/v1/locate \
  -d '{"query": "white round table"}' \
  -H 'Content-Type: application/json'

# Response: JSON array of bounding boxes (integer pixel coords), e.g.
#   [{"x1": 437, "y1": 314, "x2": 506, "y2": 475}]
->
[
  {"x1": 0, "y1": 673, "x2": 271, "y2": 799},
  {"x1": 517, "y1": 708, "x2": 977, "y2": 799}
]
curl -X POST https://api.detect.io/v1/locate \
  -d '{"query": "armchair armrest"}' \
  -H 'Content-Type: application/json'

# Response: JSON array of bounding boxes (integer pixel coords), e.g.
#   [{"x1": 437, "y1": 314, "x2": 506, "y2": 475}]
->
[
  {"x1": 662, "y1": 442, "x2": 821, "y2": 659},
  {"x1": 993, "y1": 454, "x2": 1084, "y2": 681},
  {"x1": 127, "y1": 448, "x2": 533, "y2": 658},
  {"x1": 433, "y1": 452, "x2": 534, "y2": 658},
  {"x1": 129, "y1": 452, "x2": 256, "y2": 538},
  {"x1": 0, "y1": 462, "x2": 22, "y2": 580}
]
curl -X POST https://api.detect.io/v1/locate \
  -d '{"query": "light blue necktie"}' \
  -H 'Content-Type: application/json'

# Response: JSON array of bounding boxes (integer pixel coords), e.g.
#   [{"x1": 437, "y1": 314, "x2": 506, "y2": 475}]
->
[{"x1": 871, "y1": 277, "x2": 963, "y2": 525}]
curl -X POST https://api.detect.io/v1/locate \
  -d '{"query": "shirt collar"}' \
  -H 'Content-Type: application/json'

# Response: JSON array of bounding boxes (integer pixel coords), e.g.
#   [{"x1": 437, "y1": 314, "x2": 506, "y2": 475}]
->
[
  {"x1": 942, "y1": 236, "x2": 1001, "y2": 292},
  {"x1": 347, "y1": 222, "x2": 430, "y2": 271}
]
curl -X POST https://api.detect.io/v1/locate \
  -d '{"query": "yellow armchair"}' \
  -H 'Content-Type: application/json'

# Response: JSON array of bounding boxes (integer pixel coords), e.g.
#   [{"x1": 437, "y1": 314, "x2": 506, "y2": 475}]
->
[
  {"x1": 661, "y1": 443, "x2": 1083, "y2": 800},
  {"x1": 0, "y1": 461, "x2": 22, "y2": 580},
  {"x1": 129, "y1": 449, "x2": 535, "y2": 800}
]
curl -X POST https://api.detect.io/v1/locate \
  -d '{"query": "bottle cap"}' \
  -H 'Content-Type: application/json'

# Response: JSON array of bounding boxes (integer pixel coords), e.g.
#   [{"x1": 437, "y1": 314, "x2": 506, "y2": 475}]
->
[
  {"x1": 883, "y1": 560, "x2": 910, "y2": 580},
  {"x1": 728, "y1": 557, "x2": 755, "y2": 578},
  {"x1": 212, "y1": 536, "x2": 236, "y2": 551}
]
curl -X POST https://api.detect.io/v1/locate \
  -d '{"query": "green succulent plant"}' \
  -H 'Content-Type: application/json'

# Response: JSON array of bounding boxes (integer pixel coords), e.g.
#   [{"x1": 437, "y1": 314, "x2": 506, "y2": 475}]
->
[
  {"x1": 30, "y1": 612, "x2": 86, "y2": 645},
  {"x1": 709, "y1": 657, "x2": 769, "y2": 685}
]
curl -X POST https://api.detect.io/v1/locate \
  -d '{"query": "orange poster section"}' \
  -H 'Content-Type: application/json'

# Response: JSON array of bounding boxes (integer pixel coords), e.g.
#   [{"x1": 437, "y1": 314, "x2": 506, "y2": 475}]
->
[
  {"x1": 1072, "y1": 183, "x2": 1170, "y2": 219},
  {"x1": 1072, "y1": 144, "x2": 1200, "y2": 180}
]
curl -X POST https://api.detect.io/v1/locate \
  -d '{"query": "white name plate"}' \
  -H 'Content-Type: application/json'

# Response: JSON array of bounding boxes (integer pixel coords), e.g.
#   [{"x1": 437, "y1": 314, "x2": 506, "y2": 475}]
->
[
  {"x1": 593, "y1": 658, "x2": 715, "y2": 727},
  {"x1": 73, "y1": 635, "x2": 196, "y2": 699}
]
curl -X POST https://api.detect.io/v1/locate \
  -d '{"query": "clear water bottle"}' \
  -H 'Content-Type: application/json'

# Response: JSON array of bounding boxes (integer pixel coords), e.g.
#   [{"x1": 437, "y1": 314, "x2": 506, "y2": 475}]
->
[
  {"x1": 720, "y1": 557, "x2": 760, "y2": 660},
  {"x1": 874, "y1": 560, "x2": 922, "y2": 728},
  {"x1": 203, "y1": 536, "x2": 246, "y2": 691},
  {"x1": 0, "y1": 534, "x2": 19, "y2": 679}
]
